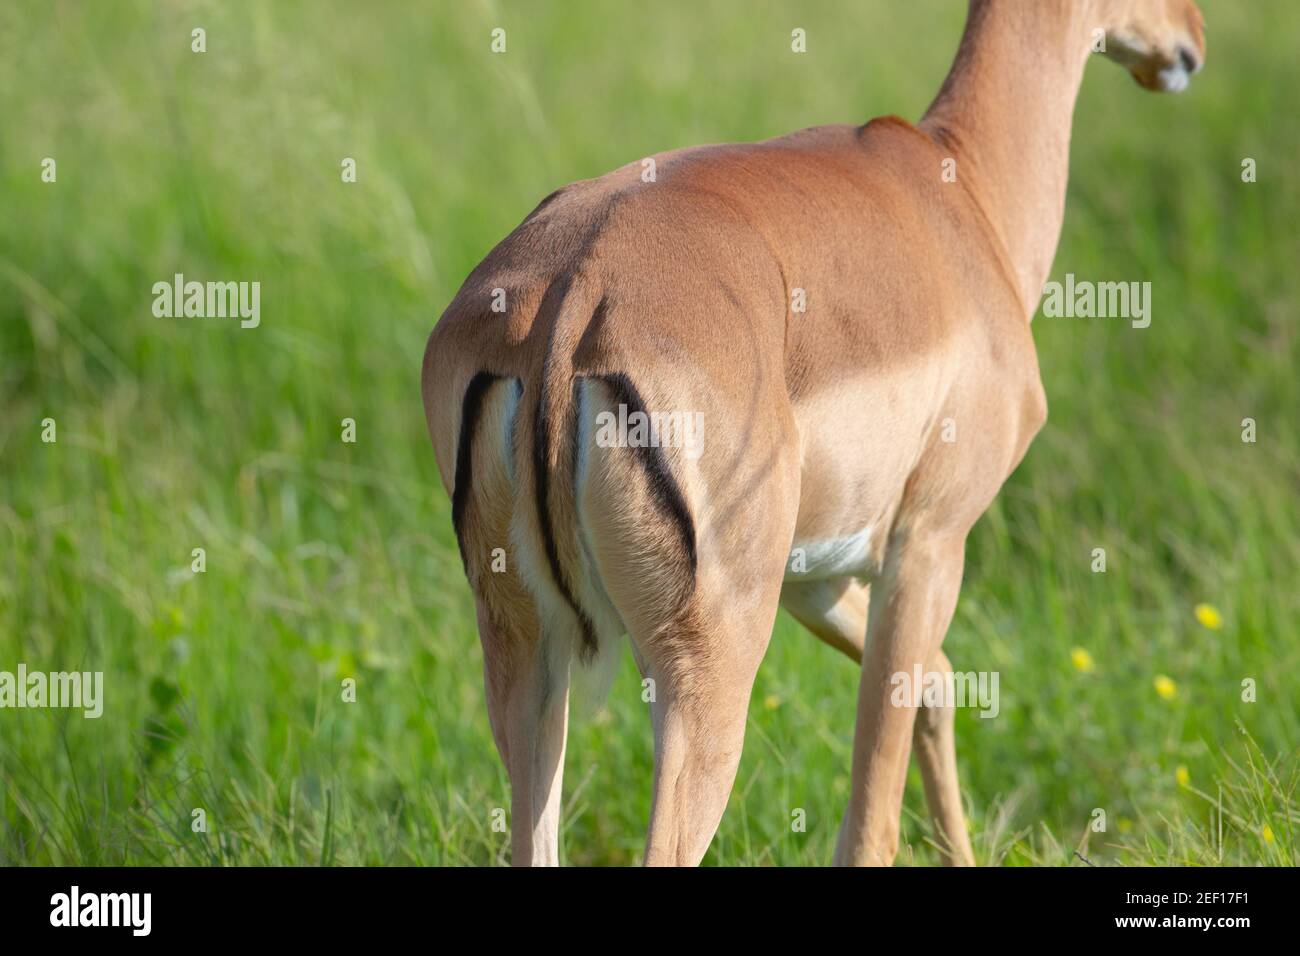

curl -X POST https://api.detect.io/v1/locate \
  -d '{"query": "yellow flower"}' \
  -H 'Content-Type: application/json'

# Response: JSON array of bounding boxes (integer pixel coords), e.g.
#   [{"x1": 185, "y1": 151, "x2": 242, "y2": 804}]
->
[
  {"x1": 1175, "y1": 765, "x2": 1191, "y2": 788},
  {"x1": 1262, "y1": 825, "x2": 1275, "y2": 844},
  {"x1": 1070, "y1": 647, "x2": 1096, "y2": 673},
  {"x1": 1117, "y1": 817, "x2": 1134, "y2": 834},
  {"x1": 763, "y1": 694, "x2": 781, "y2": 710},
  {"x1": 1194, "y1": 603, "x2": 1223, "y2": 630},
  {"x1": 1154, "y1": 675, "x2": 1178, "y2": 700}
]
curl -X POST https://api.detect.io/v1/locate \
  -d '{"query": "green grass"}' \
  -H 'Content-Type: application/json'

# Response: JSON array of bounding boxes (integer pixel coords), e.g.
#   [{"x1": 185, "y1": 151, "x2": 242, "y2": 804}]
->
[{"x1": 1, "y1": 0, "x2": 1296, "y2": 866}]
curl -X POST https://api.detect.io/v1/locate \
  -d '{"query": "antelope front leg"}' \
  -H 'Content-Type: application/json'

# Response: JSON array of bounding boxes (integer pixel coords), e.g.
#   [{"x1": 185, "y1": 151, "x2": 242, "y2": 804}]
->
[
  {"x1": 914, "y1": 648, "x2": 977, "y2": 866},
  {"x1": 834, "y1": 531, "x2": 966, "y2": 866}
]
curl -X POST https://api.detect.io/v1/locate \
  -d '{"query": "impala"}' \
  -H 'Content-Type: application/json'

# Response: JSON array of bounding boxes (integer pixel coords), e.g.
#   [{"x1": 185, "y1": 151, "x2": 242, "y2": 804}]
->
[{"x1": 422, "y1": 0, "x2": 1205, "y2": 866}]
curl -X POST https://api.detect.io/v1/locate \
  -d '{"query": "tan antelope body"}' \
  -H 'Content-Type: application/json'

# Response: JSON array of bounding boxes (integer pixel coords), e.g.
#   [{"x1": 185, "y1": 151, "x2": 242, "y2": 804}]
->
[{"x1": 421, "y1": 0, "x2": 1205, "y2": 866}]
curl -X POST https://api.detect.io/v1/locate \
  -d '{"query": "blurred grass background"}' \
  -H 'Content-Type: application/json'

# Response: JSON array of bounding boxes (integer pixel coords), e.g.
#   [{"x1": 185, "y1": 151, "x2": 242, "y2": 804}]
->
[{"x1": 1, "y1": 0, "x2": 1296, "y2": 865}]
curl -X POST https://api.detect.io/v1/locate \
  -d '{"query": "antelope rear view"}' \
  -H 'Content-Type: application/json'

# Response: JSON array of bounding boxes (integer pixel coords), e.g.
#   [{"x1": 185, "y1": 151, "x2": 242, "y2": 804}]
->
[{"x1": 421, "y1": 0, "x2": 1206, "y2": 866}]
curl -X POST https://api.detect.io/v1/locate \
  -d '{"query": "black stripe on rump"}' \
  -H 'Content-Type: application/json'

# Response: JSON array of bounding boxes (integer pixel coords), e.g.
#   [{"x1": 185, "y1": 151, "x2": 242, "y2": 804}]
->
[
  {"x1": 533, "y1": 370, "x2": 599, "y2": 659},
  {"x1": 451, "y1": 371, "x2": 503, "y2": 571},
  {"x1": 592, "y1": 372, "x2": 699, "y2": 582}
]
